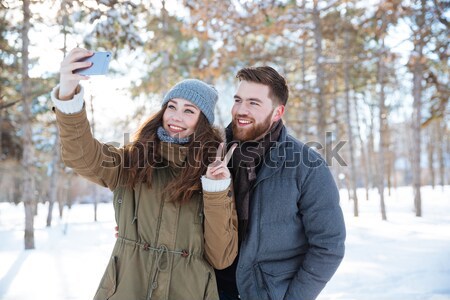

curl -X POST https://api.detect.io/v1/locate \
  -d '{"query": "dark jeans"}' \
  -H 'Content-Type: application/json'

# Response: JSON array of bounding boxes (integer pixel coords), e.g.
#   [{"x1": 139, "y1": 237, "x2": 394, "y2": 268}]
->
[{"x1": 219, "y1": 290, "x2": 240, "y2": 300}]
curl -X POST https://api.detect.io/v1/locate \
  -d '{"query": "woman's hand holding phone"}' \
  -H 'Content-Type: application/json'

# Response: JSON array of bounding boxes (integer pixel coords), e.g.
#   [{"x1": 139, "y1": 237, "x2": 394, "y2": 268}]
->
[{"x1": 59, "y1": 48, "x2": 94, "y2": 100}]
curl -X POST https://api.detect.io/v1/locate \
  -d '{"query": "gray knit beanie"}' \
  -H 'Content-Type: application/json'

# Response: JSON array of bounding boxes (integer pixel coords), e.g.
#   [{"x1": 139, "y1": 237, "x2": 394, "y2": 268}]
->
[{"x1": 161, "y1": 79, "x2": 218, "y2": 124}]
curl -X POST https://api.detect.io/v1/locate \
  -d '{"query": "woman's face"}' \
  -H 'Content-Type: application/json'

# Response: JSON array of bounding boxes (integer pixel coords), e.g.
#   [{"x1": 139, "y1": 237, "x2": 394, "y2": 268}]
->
[{"x1": 163, "y1": 98, "x2": 201, "y2": 139}]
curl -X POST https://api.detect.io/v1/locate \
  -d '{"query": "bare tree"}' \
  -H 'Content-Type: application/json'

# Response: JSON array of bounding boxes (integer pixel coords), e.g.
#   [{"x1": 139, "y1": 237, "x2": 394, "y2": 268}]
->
[
  {"x1": 409, "y1": 0, "x2": 426, "y2": 217},
  {"x1": 47, "y1": 0, "x2": 70, "y2": 227},
  {"x1": 300, "y1": 27, "x2": 310, "y2": 141},
  {"x1": 437, "y1": 121, "x2": 446, "y2": 189},
  {"x1": 46, "y1": 136, "x2": 60, "y2": 227},
  {"x1": 312, "y1": 0, "x2": 329, "y2": 159},
  {"x1": 21, "y1": 0, "x2": 35, "y2": 249},
  {"x1": 386, "y1": 128, "x2": 395, "y2": 196},
  {"x1": 353, "y1": 94, "x2": 370, "y2": 201},
  {"x1": 343, "y1": 21, "x2": 359, "y2": 217},
  {"x1": 426, "y1": 124, "x2": 436, "y2": 188},
  {"x1": 368, "y1": 98, "x2": 377, "y2": 191},
  {"x1": 88, "y1": 93, "x2": 99, "y2": 222},
  {"x1": 377, "y1": 40, "x2": 388, "y2": 221}
]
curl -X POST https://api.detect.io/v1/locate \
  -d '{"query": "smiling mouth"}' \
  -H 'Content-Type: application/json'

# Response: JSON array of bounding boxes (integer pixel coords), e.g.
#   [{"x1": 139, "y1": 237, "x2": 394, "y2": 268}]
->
[
  {"x1": 237, "y1": 119, "x2": 252, "y2": 126},
  {"x1": 168, "y1": 124, "x2": 185, "y2": 132}
]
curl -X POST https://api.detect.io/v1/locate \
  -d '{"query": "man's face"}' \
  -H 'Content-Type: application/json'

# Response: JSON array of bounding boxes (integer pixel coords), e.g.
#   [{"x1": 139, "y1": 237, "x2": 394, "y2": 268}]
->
[{"x1": 231, "y1": 80, "x2": 284, "y2": 141}]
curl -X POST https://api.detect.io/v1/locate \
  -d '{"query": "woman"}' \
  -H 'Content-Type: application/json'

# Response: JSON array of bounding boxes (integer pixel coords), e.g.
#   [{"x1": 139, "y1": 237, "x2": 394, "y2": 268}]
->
[{"x1": 51, "y1": 48, "x2": 238, "y2": 300}]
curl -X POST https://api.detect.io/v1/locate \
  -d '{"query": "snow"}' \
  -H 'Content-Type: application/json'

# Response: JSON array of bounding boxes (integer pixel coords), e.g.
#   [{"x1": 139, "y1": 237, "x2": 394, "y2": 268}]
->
[
  {"x1": 321, "y1": 186, "x2": 450, "y2": 300},
  {"x1": 1, "y1": 185, "x2": 449, "y2": 300}
]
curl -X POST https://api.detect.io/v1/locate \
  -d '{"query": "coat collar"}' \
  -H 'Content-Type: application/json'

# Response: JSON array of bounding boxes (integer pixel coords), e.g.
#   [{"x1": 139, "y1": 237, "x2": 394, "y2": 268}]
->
[{"x1": 252, "y1": 126, "x2": 289, "y2": 188}]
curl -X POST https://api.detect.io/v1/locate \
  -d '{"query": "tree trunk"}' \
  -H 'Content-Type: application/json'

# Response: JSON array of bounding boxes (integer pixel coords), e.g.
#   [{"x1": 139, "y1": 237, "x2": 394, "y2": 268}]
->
[
  {"x1": 392, "y1": 146, "x2": 398, "y2": 191},
  {"x1": 411, "y1": 0, "x2": 425, "y2": 217},
  {"x1": 343, "y1": 29, "x2": 359, "y2": 217},
  {"x1": 301, "y1": 32, "x2": 309, "y2": 140},
  {"x1": 383, "y1": 88, "x2": 393, "y2": 198},
  {"x1": 58, "y1": 172, "x2": 72, "y2": 218},
  {"x1": 427, "y1": 124, "x2": 435, "y2": 188},
  {"x1": 437, "y1": 121, "x2": 446, "y2": 189},
  {"x1": 93, "y1": 184, "x2": 98, "y2": 222},
  {"x1": 46, "y1": 143, "x2": 60, "y2": 227},
  {"x1": 412, "y1": 73, "x2": 422, "y2": 217},
  {"x1": 58, "y1": 182, "x2": 64, "y2": 218},
  {"x1": 89, "y1": 94, "x2": 98, "y2": 222},
  {"x1": 353, "y1": 94, "x2": 370, "y2": 201},
  {"x1": 331, "y1": 62, "x2": 342, "y2": 190},
  {"x1": 21, "y1": 0, "x2": 35, "y2": 249},
  {"x1": 312, "y1": 0, "x2": 329, "y2": 160},
  {"x1": 377, "y1": 40, "x2": 387, "y2": 221},
  {"x1": 48, "y1": 7, "x2": 68, "y2": 227},
  {"x1": 387, "y1": 140, "x2": 393, "y2": 196},
  {"x1": 367, "y1": 92, "x2": 376, "y2": 192}
]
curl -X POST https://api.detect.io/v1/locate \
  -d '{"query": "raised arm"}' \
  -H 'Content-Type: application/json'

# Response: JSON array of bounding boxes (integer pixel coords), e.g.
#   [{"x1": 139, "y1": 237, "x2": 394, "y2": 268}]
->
[
  {"x1": 201, "y1": 143, "x2": 238, "y2": 269},
  {"x1": 52, "y1": 48, "x2": 124, "y2": 190}
]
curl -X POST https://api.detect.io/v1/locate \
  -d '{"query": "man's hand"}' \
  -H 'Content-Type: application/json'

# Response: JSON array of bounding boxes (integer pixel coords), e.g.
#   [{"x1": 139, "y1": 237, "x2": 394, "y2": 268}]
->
[{"x1": 205, "y1": 142, "x2": 236, "y2": 180}]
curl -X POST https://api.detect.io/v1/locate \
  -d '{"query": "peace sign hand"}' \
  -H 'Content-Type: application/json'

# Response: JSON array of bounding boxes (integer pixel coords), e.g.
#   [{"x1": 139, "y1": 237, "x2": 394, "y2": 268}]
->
[{"x1": 205, "y1": 143, "x2": 237, "y2": 180}]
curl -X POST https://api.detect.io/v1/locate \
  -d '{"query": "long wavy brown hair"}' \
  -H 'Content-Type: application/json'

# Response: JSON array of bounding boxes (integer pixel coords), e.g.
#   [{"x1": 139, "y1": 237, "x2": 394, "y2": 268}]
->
[{"x1": 122, "y1": 104, "x2": 223, "y2": 204}]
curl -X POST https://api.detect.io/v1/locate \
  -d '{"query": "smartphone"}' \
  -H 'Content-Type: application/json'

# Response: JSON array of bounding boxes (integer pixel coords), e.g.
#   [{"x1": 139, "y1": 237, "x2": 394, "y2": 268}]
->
[{"x1": 74, "y1": 51, "x2": 112, "y2": 75}]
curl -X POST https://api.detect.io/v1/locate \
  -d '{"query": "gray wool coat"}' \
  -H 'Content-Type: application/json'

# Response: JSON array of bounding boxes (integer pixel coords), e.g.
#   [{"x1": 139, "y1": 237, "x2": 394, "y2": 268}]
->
[{"x1": 232, "y1": 126, "x2": 346, "y2": 300}]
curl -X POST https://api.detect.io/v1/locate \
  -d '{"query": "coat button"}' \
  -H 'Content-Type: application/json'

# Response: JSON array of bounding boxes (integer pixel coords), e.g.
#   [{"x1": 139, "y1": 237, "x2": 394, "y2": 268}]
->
[{"x1": 227, "y1": 190, "x2": 232, "y2": 197}]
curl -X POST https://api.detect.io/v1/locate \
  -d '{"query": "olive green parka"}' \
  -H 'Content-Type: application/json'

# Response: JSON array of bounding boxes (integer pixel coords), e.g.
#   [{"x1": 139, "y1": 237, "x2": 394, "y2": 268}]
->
[{"x1": 54, "y1": 107, "x2": 238, "y2": 300}]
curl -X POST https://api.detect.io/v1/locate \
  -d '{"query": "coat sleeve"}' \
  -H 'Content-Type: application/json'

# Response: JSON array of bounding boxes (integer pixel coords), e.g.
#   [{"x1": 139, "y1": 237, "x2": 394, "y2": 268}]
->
[
  {"x1": 54, "y1": 106, "x2": 124, "y2": 191},
  {"x1": 202, "y1": 184, "x2": 238, "y2": 270},
  {"x1": 284, "y1": 158, "x2": 346, "y2": 300}
]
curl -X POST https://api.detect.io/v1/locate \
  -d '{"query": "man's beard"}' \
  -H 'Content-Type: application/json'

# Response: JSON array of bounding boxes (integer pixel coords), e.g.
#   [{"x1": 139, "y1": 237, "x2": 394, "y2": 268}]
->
[{"x1": 232, "y1": 112, "x2": 273, "y2": 142}]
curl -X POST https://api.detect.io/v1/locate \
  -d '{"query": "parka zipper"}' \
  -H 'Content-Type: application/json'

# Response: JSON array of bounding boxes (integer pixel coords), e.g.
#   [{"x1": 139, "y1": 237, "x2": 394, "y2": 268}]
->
[{"x1": 146, "y1": 192, "x2": 166, "y2": 300}]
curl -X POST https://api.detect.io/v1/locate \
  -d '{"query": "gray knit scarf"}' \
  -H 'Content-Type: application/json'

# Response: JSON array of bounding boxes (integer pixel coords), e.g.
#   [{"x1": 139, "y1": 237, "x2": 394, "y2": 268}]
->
[{"x1": 157, "y1": 126, "x2": 190, "y2": 144}]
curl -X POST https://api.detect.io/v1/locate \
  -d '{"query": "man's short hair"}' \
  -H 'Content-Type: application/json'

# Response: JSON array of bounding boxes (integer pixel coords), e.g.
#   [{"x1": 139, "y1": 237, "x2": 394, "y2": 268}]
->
[{"x1": 236, "y1": 66, "x2": 289, "y2": 106}]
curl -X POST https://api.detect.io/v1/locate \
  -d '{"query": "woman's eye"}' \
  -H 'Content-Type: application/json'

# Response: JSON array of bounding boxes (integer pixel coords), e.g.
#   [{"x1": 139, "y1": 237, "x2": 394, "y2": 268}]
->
[
  {"x1": 168, "y1": 104, "x2": 176, "y2": 109},
  {"x1": 185, "y1": 109, "x2": 194, "y2": 114}
]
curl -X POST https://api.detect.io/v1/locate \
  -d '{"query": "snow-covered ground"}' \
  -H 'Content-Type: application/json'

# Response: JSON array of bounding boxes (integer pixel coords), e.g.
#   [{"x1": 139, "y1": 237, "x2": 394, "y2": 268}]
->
[{"x1": 0, "y1": 185, "x2": 449, "y2": 300}]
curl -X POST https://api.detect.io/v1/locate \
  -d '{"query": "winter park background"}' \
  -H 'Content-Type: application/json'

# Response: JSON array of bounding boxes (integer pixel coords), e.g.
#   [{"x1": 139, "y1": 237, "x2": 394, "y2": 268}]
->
[
  {"x1": 1, "y1": 186, "x2": 450, "y2": 300},
  {"x1": 1, "y1": 0, "x2": 449, "y2": 300}
]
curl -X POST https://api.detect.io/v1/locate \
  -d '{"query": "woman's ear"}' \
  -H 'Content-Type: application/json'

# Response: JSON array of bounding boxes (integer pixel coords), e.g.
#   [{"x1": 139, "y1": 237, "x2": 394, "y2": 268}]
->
[{"x1": 272, "y1": 105, "x2": 285, "y2": 122}]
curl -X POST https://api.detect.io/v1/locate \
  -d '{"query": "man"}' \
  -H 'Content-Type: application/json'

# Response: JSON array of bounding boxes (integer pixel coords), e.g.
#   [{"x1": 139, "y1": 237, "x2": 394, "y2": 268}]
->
[{"x1": 216, "y1": 66, "x2": 346, "y2": 300}]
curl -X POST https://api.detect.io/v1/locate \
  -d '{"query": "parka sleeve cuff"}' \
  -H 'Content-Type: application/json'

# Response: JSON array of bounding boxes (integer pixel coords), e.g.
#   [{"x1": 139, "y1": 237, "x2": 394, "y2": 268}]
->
[
  {"x1": 201, "y1": 176, "x2": 231, "y2": 192},
  {"x1": 51, "y1": 84, "x2": 85, "y2": 114}
]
